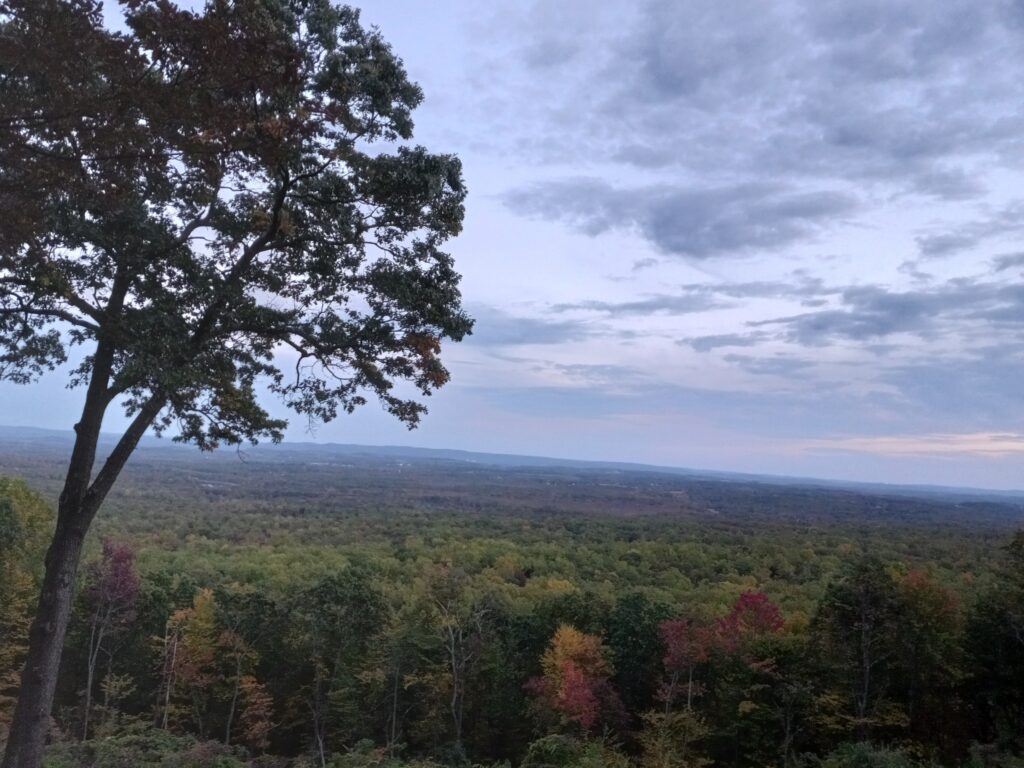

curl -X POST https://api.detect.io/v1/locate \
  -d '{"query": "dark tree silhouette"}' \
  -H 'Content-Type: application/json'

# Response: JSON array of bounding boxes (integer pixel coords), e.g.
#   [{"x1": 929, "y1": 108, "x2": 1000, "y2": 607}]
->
[{"x1": 0, "y1": 1, "x2": 471, "y2": 764}]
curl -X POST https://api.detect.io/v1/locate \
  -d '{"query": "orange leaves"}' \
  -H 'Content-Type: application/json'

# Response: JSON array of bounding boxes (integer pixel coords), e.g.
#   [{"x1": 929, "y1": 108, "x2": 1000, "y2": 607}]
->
[
  {"x1": 237, "y1": 675, "x2": 273, "y2": 753},
  {"x1": 530, "y1": 625, "x2": 622, "y2": 732},
  {"x1": 541, "y1": 625, "x2": 613, "y2": 685}
]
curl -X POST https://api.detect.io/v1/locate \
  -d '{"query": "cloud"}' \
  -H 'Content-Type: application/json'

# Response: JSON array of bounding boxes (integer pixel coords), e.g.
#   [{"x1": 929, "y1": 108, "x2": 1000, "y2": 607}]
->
[
  {"x1": 877, "y1": 348, "x2": 1024, "y2": 427},
  {"x1": 799, "y1": 432, "x2": 1024, "y2": 457},
  {"x1": 551, "y1": 293, "x2": 725, "y2": 316},
  {"x1": 625, "y1": 0, "x2": 1023, "y2": 188},
  {"x1": 685, "y1": 333, "x2": 768, "y2": 352},
  {"x1": 504, "y1": 179, "x2": 858, "y2": 258},
  {"x1": 550, "y1": 278, "x2": 839, "y2": 321},
  {"x1": 722, "y1": 354, "x2": 816, "y2": 377},
  {"x1": 481, "y1": 0, "x2": 1024, "y2": 200},
  {"x1": 464, "y1": 304, "x2": 593, "y2": 346},
  {"x1": 992, "y1": 252, "x2": 1024, "y2": 272},
  {"x1": 909, "y1": 167, "x2": 987, "y2": 200},
  {"x1": 917, "y1": 202, "x2": 1024, "y2": 258},
  {"x1": 546, "y1": 362, "x2": 645, "y2": 386},
  {"x1": 750, "y1": 280, "x2": 1024, "y2": 345},
  {"x1": 683, "y1": 278, "x2": 837, "y2": 301},
  {"x1": 898, "y1": 260, "x2": 933, "y2": 282}
]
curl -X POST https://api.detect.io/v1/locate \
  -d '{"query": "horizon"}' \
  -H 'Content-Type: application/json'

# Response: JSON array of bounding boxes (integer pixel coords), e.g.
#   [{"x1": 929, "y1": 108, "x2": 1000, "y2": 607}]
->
[{"x1": 2, "y1": 421, "x2": 1023, "y2": 496}]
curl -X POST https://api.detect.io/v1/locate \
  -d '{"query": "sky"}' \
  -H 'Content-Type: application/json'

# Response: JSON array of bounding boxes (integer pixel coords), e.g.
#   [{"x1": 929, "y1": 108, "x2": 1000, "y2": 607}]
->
[{"x1": 4, "y1": 0, "x2": 1024, "y2": 489}]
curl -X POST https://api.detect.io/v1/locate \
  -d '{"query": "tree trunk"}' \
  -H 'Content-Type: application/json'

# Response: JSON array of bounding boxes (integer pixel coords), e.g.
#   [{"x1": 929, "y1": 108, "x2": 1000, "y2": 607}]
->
[
  {"x1": 159, "y1": 624, "x2": 178, "y2": 730},
  {"x1": 2, "y1": 336, "x2": 114, "y2": 768},
  {"x1": 387, "y1": 665, "x2": 400, "y2": 755},
  {"x1": 100, "y1": 651, "x2": 114, "y2": 730},
  {"x1": 686, "y1": 665, "x2": 694, "y2": 712},
  {"x1": 2, "y1": 504, "x2": 91, "y2": 768},
  {"x1": 224, "y1": 654, "x2": 242, "y2": 746},
  {"x1": 663, "y1": 670, "x2": 679, "y2": 715},
  {"x1": 1, "y1": 357, "x2": 163, "y2": 768},
  {"x1": 82, "y1": 609, "x2": 107, "y2": 741}
]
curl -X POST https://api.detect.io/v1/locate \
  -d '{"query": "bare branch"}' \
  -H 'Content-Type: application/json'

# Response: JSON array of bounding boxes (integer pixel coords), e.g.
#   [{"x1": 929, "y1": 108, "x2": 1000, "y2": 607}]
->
[{"x1": 0, "y1": 307, "x2": 99, "y2": 332}]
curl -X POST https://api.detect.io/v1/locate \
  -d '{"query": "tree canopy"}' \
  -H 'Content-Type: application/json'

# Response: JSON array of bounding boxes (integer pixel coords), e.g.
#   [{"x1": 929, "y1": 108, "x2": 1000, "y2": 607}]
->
[
  {"x1": 0, "y1": 2, "x2": 470, "y2": 764},
  {"x1": 0, "y1": 0, "x2": 472, "y2": 449}
]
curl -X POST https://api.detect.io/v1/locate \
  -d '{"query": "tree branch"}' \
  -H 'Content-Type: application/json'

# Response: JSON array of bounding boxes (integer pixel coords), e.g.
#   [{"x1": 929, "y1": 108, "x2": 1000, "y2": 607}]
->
[
  {"x1": 189, "y1": 177, "x2": 291, "y2": 346},
  {"x1": 82, "y1": 394, "x2": 166, "y2": 517},
  {"x1": 0, "y1": 307, "x2": 99, "y2": 332}
]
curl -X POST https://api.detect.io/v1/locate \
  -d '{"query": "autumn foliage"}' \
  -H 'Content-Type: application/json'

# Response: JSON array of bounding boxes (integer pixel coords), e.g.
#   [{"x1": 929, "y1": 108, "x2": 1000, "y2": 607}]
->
[{"x1": 528, "y1": 625, "x2": 623, "y2": 732}]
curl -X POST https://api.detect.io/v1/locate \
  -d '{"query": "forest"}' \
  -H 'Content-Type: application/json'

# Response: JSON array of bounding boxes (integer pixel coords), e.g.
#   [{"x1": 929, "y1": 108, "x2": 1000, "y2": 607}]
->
[{"x1": 1, "y1": 437, "x2": 1023, "y2": 768}]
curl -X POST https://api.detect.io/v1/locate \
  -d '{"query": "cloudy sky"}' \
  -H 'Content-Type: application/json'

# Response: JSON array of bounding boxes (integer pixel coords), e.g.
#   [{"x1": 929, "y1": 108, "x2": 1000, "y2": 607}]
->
[{"x1": 5, "y1": 0, "x2": 1024, "y2": 489}]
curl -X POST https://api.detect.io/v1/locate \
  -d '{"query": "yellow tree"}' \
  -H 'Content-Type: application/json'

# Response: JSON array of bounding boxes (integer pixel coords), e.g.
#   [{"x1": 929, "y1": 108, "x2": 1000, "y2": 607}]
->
[
  {"x1": 529, "y1": 625, "x2": 622, "y2": 733},
  {"x1": 157, "y1": 589, "x2": 219, "y2": 737}
]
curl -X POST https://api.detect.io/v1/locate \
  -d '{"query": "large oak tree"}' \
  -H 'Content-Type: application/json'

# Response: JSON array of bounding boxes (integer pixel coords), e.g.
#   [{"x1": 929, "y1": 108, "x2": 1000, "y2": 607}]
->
[{"x1": 0, "y1": 1, "x2": 472, "y2": 764}]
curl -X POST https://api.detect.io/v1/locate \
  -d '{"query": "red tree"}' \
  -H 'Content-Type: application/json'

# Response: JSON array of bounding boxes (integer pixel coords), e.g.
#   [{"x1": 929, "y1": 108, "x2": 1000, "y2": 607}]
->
[
  {"x1": 527, "y1": 625, "x2": 623, "y2": 732},
  {"x1": 559, "y1": 662, "x2": 601, "y2": 730},
  {"x1": 658, "y1": 618, "x2": 714, "y2": 712},
  {"x1": 715, "y1": 591, "x2": 784, "y2": 653},
  {"x1": 81, "y1": 541, "x2": 139, "y2": 739}
]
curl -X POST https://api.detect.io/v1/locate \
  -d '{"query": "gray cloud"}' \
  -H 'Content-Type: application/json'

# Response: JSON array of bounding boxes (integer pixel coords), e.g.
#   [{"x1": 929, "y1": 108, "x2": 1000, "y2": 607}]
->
[
  {"x1": 682, "y1": 278, "x2": 837, "y2": 301},
  {"x1": 488, "y1": 0, "x2": 1024, "y2": 208},
  {"x1": 749, "y1": 280, "x2": 1024, "y2": 345},
  {"x1": 909, "y1": 167, "x2": 987, "y2": 200},
  {"x1": 618, "y1": 0, "x2": 1024, "y2": 190},
  {"x1": 685, "y1": 333, "x2": 768, "y2": 352},
  {"x1": 504, "y1": 179, "x2": 858, "y2": 258},
  {"x1": 898, "y1": 260, "x2": 934, "y2": 282},
  {"x1": 917, "y1": 202, "x2": 1024, "y2": 257},
  {"x1": 551, "y1": 293, "x2": 725, "y2": 316},
  {"x1": 546, "y1": 362, "x2": 644, "y2": 386},
  {"x1": 552, "y1": 278, "x2": 840, "y2": 320},
  {"x1": 722, "y1": 354, "x2": 817, "y2": 377},
  {"x1": 992, "y1": 252, "x2": 1024, "y2": 272},
  {"x1": 465, "y1": 304, "x2": 593, "y2": 346},
  {"x1": 879, "y1": 351, "x2": 1024, "y2": 429}
]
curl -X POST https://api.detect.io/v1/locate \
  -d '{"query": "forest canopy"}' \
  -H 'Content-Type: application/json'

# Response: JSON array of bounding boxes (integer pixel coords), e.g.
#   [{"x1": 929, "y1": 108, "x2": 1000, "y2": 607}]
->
[{"x1": 0, "y1": 447, "x2": 1022, "y2": 768}]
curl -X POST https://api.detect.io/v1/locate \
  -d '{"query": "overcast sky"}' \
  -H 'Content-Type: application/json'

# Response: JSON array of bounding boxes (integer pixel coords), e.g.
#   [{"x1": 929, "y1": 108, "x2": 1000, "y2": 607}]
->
[{"x1": 4, "y1": 0, "x2": 1024, "y2": 489}]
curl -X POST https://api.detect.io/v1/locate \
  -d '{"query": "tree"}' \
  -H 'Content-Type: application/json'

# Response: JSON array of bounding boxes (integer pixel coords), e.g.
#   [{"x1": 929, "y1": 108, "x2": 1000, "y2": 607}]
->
[
  {"x1": 639, "y1": 711, "x2": 710, "y2": 768},
  {"x1": 658, "y1": 618, "x2": 713, "y2": 713},
  {"x1": 528, "y1": 625, "x2": 623, "y2": 734},
  {"x1": 420, "y1": 566, "x2": 490, "y2": 760},
  {"x1": 606, "y1": 593, "x2": 669, "y2": 719},
  {"x1": 159, "y1": 588, "x2": 220, "y2": 737},
  {"x1": 889, "y1": 570, "x2": 962, "y2": 753},
  {"x1": 700, "y1": 592, "x2": 788, "y2": 768},
  {"x1": 0, "y1": 479, "x2": 52, "y2": 733},
  {"x1": 356, "y1": 609, "x2": 424, "y2": 756},
  {"x1": 0, "y1": 0, "x2": 471, "y2": 764},
  {"x1": 714, "y1": 591, "x2": 785, "y2": 654},
  {"x1": 235, "y1": 675, "x2": 273, "y2": 754},
  {"x1": 286, "y1": 570, "x2": 386, "y2": 766},
  {"x1": 813, "y1": 558, "x2": 905, "y2": 740},
  {"x1": 964, "y1": 531, "x2": 1024, "y2": 752},
  {"x1": 80, "y1": 540, "x2": 139, "y2": 740}
]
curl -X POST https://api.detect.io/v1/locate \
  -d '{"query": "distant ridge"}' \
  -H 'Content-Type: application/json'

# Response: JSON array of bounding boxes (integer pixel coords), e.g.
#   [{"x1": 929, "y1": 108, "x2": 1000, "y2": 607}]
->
[{"x1": 1, "y1": 423, "x2": 1022, "y2": 504}]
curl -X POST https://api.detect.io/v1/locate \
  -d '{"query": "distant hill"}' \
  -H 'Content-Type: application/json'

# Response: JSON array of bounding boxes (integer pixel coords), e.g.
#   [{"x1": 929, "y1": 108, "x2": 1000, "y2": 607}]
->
[{"x1": 1, "y1": 423, "x2": 1022, "y2": 508}]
